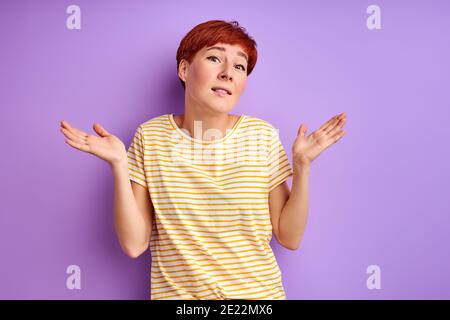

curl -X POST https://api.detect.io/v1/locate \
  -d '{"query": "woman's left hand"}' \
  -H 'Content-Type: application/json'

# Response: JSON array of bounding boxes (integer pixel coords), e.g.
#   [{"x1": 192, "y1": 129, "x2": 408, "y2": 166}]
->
[{"x1": 292, "y1": 112, "x2": 347, "y2": 167}]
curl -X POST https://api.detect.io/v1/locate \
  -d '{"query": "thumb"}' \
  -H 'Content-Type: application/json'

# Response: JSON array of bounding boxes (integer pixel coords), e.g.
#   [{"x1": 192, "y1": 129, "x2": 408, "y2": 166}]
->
[
  {"x1": 297, "y1": 123, "x2": 307, "y2": 137},
  {"x1": 93, "y1": 123, "x2": 110, "y2": 137}
]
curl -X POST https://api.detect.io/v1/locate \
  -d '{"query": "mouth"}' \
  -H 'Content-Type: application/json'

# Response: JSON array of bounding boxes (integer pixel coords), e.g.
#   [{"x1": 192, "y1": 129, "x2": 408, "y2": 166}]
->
[{"x1": 211, "y1": 87, "x2": 232, "y2": 96}]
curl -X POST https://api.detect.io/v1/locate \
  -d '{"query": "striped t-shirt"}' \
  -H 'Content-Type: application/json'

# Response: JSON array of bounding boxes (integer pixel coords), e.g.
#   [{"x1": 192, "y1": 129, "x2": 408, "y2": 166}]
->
[{"x1": 126, "y1": 113, "x2": 293, "y2": 300}]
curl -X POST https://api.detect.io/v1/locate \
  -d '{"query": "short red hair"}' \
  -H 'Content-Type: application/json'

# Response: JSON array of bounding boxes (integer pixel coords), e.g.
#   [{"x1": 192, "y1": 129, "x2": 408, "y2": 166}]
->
[{"x1": 176, "y1": 20, "x2": 258, "y2": 90}]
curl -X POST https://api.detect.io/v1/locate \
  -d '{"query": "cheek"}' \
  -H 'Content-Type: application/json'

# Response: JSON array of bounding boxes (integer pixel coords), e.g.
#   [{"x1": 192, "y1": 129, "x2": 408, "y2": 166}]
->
[
  {"x1": 193, "y1": 62, "x2": 213, "y2": 81},
  {"x1": 236, "y1": 80, "x2": 247, "y2": 95}
]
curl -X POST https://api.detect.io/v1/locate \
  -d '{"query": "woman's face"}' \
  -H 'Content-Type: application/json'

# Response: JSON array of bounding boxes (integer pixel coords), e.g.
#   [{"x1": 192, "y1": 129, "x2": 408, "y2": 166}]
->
[{"x1": 179, "y1": 42, "x2": 248, "y2": 115}]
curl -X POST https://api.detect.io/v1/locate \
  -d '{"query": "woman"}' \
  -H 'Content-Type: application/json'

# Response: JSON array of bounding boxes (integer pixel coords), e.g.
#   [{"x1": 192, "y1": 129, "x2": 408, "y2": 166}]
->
[{"x1": 59, "y1": 20, "x2": 346, "y2": 300}]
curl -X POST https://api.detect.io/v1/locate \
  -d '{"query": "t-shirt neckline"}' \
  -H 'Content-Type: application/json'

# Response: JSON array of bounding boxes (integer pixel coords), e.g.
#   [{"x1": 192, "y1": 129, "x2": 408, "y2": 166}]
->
[{"x1": 168, "y1": 113, "x2": 246, "y2": 144}]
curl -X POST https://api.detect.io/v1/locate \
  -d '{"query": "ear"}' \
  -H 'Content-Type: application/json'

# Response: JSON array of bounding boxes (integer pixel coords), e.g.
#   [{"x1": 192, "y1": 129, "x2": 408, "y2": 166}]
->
[{"x1": 178, "y1": 59, "x2": 188, "y2": 82}]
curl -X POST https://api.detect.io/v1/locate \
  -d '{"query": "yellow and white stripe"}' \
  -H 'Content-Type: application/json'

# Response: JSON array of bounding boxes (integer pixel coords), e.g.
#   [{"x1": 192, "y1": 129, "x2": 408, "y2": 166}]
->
[{"x1": 127, "y1": 113, "x2": 293, "y2": 300}]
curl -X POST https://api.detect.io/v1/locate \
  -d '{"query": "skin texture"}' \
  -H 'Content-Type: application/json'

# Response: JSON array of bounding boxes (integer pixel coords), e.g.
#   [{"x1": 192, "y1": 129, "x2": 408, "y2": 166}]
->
[{"x1": 59, "y1": 41, "x2": 347, "y2": 256}]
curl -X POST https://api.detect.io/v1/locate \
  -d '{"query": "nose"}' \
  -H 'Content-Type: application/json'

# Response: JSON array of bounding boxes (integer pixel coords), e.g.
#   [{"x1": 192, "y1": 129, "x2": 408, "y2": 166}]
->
[
  {"x1": 219, "y1": 63, "x2": 233, "y2": 81},
  {"x1": 220, "y1": 72, "x2": 232, "y2": 81}
]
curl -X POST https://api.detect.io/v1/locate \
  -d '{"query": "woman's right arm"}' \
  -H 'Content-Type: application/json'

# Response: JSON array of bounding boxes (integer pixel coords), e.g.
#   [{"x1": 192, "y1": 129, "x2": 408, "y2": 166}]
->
[
  {"x1": 111, "y1": 159, "x2": 154, "y2": 258},
  {"x1": 60, "y1": 120, "x2": 153, "y2": 259}
]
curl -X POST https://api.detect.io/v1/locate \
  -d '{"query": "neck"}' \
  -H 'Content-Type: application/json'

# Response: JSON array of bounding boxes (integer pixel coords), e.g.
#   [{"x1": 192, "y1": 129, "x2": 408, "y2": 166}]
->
[{"x1": 174, "y1": 108, "x2": 239, "y2": 142}]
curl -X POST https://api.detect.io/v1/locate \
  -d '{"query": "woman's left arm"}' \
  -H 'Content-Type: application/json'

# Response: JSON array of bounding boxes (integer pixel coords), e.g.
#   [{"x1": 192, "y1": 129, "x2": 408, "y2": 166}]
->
[{"x1": 274, "y1": 112, "x2": 347, "y2": 250}]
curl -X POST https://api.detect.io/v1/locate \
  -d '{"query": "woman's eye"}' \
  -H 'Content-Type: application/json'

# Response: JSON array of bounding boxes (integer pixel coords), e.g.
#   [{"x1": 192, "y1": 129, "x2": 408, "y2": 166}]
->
[
  {"x1": 207, "y1": 56, "x2": 246, "y2": 71},
  {"x1": 207, "y1": 56, "x2": 220, "y2": 63}
]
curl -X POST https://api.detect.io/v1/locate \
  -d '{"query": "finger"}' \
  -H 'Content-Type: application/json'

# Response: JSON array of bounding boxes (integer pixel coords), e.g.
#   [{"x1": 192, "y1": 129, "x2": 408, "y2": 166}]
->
[
  {"x1": 324, "y1": 112, "x2": 346, "y2": 135},
  {"x1": 325, "y1": 117, "x2": 345, "y2": 135},
  {"x1": 329, "y1": 129, "x2": 346, "y2": 144},
  {"x1": 60, "y1": 127, "x2": 87, "y2": 144},
  {"x1": 317, "y1": 115, "x2": 338, "y2": 132},
  {"x1": 61, "y1": 126, "x2": 87, "y2": 143},
  {"x1": 319, "y1": 114, "x2": 342, "y2": 135},
  {"x1": 61, "y1": 121, "x2": 89, "y2": 140},
  {"x1": 61, "y1": 125, "x2": 88, "y2": 141},
  {"x1": 64, "y1": 138, "x2": 90, "y2": 152},
  {"x1": 323, "y1": 112, "x2": 345, "y2": 129},
  {"x1": 93, "y1": 123, "x2": 110, "y2": 137}
]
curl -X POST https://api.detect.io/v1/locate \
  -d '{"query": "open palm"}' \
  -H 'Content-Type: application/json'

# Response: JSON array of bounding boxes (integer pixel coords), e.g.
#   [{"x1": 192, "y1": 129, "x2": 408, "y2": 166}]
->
[
  {"x1": 60, "y1": 121, "x2": 127, "y2": 166},
  {"x1": 292, "y1": 112, "x2": 347, "y2": 166}
]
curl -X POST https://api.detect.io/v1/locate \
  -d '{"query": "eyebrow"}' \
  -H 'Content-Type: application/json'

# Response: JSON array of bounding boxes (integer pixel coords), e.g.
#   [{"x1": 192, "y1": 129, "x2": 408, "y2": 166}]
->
[{"x1": 205, "y1": 46, "x2": 248, "y2": 63}]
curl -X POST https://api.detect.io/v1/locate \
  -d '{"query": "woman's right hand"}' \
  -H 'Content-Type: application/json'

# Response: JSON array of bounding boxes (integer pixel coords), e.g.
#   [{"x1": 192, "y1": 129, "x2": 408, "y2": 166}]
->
[{"x1": 60, "y1": 120, "x2": 127, "y2": 166}]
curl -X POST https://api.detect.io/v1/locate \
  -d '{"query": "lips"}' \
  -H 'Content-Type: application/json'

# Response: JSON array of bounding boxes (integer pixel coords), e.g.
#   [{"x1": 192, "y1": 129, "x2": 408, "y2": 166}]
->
[{"x1": 211, "y1": 87, "x2": 232, "y2": 95}]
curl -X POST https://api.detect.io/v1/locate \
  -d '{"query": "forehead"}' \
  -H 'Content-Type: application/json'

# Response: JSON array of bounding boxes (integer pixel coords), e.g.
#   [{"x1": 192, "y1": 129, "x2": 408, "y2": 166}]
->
[{"x1": 202, "y1": 43, "x2": 248, "y2": 61}]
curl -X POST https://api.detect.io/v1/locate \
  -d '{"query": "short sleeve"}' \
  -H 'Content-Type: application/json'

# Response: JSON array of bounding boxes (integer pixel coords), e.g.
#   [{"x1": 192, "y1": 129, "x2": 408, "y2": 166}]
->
[
  {"x1": 267, "y1": 127, "x2": 293, "y2": 192},
  {"x1": 126, "y1": 125, "x2": 148, "y2": 188}
]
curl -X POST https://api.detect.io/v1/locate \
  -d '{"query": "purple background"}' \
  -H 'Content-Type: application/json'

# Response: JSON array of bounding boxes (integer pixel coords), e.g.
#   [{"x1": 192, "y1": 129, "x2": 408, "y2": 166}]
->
[{"x1": 1, "y1": 0, "x2": 449, "y2": 299}]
